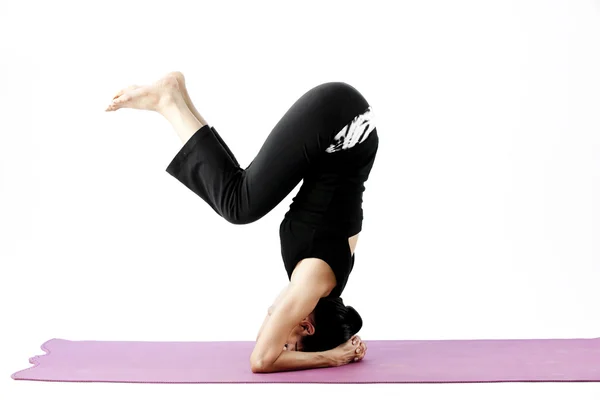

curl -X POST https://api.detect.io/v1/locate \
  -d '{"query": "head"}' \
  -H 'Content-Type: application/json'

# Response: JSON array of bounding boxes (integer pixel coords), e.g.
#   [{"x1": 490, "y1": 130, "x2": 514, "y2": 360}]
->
[{"x1": 283, "y1": 297, "x2": 363, "y2": 352}]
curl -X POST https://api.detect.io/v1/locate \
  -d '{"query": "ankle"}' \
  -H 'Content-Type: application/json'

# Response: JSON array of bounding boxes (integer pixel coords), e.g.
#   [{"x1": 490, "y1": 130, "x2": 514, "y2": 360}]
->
[{"x1": 157, "y1": 92, "x2": 185, "y2": 115}]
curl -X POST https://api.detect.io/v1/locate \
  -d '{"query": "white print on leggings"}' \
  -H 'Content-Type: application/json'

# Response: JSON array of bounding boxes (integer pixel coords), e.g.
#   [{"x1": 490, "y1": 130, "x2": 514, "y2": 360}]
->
[{"x1": 325, "y1": 106, "x2": 375, "y2": 153}]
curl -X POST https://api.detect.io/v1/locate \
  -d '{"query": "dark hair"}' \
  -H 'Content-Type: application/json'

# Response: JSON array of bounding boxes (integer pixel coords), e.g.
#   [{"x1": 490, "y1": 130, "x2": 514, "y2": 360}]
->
[{"x1": 300, "y1": 297, "x2": 363, "y2": 352}]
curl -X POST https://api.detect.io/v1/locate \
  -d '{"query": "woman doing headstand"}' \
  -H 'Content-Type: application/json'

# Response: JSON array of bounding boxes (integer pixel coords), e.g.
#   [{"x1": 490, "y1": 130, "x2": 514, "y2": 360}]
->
[{"x1": 105, "y1": 72, "x2": 379, "y2": 373}]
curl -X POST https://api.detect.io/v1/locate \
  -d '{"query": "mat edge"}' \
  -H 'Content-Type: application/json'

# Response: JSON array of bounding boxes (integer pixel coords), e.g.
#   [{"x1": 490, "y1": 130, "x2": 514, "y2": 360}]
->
[{"x1": 10, "y1": 337, "x2": 63, "y2": 380}]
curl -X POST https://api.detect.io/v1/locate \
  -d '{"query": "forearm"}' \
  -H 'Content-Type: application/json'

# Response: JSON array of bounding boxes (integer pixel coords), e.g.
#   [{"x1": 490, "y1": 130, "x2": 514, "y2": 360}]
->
[{"x1": 253, "y1": 350, "x2": 334, "y2": 373}]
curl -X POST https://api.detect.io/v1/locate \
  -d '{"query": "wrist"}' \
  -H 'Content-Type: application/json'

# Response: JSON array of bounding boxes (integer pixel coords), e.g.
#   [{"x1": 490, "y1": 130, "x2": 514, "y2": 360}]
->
[{"x1": 322, "y1": 349, "x2": 340, "y2": 367}]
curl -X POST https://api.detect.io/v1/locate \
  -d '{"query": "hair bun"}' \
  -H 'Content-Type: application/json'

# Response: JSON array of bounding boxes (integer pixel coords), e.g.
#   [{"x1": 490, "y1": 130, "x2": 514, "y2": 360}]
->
[
  {"x1": 345, "y1": 305, "x2": 363, "y2": 333},
  {"x1": 302, "y1": 297, "x2": 364, "y2": 352}
]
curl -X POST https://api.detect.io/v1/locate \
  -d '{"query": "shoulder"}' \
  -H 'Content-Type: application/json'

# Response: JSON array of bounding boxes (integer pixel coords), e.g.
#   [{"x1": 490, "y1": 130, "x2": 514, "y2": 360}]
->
[{"x1": 289, "y1": 257, "x2": 337, "y2": 298}]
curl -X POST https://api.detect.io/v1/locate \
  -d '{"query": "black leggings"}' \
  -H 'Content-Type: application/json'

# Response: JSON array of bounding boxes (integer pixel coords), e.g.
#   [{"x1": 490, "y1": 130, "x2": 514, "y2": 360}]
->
[{"x1": 165, "y1": 81, "x2": 373, "y2": 224}]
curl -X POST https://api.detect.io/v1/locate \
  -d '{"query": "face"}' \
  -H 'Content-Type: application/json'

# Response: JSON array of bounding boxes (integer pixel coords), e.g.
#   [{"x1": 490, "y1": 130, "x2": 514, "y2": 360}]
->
[{"x1": 283, "y1": 314, "x2": 315, "y2": 352}]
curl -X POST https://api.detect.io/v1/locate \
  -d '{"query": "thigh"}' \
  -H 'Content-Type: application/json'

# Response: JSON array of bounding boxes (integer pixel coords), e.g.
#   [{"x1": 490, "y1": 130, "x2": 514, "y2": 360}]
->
[{"x1": 244, "y1": 82, "x2": 371, "y2": 220}]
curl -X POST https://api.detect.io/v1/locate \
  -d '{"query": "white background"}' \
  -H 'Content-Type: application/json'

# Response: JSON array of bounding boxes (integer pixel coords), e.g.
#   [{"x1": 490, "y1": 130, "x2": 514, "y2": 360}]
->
[{"x1": 1, "y1": 0, "x2": 599, "y2": 398}]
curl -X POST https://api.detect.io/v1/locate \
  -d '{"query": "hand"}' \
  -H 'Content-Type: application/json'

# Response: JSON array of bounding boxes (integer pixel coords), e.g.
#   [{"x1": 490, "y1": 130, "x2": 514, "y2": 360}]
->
[{"x1": 328, "y1": 335, "x2": 367, "y2": 367}]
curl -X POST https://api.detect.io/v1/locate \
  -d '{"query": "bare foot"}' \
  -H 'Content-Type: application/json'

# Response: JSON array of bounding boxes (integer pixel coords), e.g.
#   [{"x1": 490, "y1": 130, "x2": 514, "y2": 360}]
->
[
  {"x1": 105, "y1": 73, "x2": 184, "y2": 112},
  {"x1": 164, "y1": 71, "x2": 208, "y2": 126}
]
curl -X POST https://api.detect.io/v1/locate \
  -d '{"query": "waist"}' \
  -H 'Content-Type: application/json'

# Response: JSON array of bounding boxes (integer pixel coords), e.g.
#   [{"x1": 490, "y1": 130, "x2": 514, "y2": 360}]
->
[{"x1": 283, "y1": 208, "x2": 362, "y2": 237}]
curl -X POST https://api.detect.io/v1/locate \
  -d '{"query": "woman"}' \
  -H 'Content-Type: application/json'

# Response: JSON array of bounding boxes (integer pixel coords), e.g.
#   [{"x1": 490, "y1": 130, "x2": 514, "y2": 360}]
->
[{"x1": 105, "y1": 72, "x2": 379, "y2": 373}]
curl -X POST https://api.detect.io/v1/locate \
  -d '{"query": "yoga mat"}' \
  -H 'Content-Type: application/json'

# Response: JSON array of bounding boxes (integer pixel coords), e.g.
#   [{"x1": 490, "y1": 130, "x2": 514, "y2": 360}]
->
[{"x1": 11, "y1": 337, "x2": 600, "y2": 384}]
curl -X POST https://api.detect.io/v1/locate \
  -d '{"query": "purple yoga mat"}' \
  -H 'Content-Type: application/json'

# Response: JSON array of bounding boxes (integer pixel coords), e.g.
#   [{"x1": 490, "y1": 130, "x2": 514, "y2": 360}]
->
[{"x1": 11, "y1": 337, "x2": 600, "y2": 384}]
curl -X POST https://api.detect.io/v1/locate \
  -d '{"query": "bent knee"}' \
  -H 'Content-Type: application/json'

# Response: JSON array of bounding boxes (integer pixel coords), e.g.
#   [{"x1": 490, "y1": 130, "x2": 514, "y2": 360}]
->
[{"x1": 221, "y1": 209, "x2": 259, "y2": 225}]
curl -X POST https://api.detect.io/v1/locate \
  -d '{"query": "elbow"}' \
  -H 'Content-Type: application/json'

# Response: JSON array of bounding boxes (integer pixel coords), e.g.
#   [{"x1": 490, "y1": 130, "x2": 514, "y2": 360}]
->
[
  {"x1": 250, "y1": 357, "x2": 269, "y2": 373},
  {"x1": 250, "y1": 352, "x2": 277, "y2": 373},
  {"x1": 250, "y1": 360, "x2": 264, "y2": 373}
]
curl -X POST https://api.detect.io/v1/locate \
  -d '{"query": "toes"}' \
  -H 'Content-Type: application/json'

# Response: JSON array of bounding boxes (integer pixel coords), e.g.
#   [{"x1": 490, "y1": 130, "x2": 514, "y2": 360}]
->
[
  {"x1": 114, "y1": 94, "x2": 130, "y2": 104},
  {"x1": 113, "y1": 85, "x2": 139, "y2": 100},
  {"x1": 108, "y1": 85, "x2": 138, "y2": 111},
  {"x1": 105, "y1": 99, "x2": 123, "y2": 111},
  {"x1": 112, "y1": 91, "x2": 124, "y2": 100}
]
